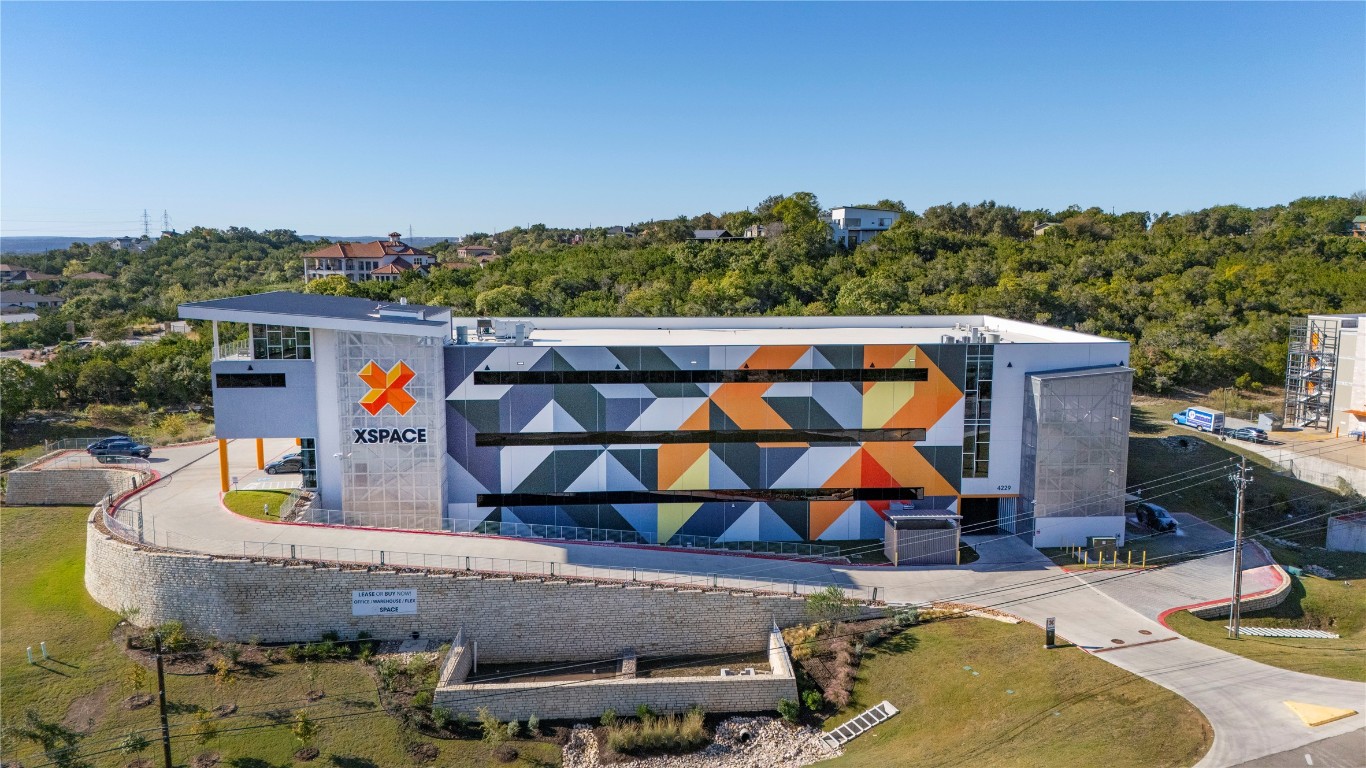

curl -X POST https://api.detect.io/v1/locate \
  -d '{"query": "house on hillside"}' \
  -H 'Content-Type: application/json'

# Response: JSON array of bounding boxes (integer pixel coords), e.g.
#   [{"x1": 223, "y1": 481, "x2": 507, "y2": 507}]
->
[
  {"x1": 456, "y1": 245, "x2": 496, "y2": 260},
  {"x1": 742, "y1": 222, "x2": 785, "y2": 239},
  {"x1": 1032, "y1": 221, "x2": 1062, "y2": 237},
  {"x1": 0, "y1": 289, "x2": 64, "y2": 310},
  {"x1": 827, "y1": 207, "x2": 901, "y2": 247},
  {"x1": 0, "y1": 264, "x2": 60, "y2": 285},
  {"x1": 303, "y1": 232, "x2": 435, "y2": 283},
  {"x1": 1349, "y1": 216, "x2": 1366, "y2": 239},
  {"x1": 69, "y1": 271, "x2": 113, "y2": 281},
  {"x1": 691, "y1": 229, "x2": 736, "y2": 241},
  {"x1": 109, "y1": 236, "x2": 152, "y2": 252}
]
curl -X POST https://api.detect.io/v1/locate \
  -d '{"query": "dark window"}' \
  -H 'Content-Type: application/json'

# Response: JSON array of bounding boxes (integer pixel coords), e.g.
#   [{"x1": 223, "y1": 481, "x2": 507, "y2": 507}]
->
[
  {"x1": 479, "y1": 487, "x2": 925, "y2": 507},
  {"x1": 476, "y1": 428, "x2": 926, "y2": 447},
  {"x1": 215, "y1": 373, "x2": 287, "y2": 388},
  {"x1": 473, "y1": 368, "x2": 929, "y2": 386}
]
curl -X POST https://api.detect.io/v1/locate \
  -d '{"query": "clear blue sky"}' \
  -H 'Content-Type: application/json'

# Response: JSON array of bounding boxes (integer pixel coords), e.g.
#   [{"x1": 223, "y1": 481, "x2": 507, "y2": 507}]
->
[{"x1": 2, "y1": 1, "x2": 1362, "y2": 237}]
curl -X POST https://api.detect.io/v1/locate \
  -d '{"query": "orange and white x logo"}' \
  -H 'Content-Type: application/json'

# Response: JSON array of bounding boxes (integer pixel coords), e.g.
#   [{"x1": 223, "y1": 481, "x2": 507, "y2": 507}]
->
[{"x1": 358, "y1": 361, "x2": 417, "y2": 416}]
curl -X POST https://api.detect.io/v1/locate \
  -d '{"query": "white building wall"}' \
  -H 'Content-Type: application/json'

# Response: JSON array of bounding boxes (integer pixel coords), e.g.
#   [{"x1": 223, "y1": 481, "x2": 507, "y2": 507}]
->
[{"x1": 313, "y1": 329, "x2": 344, "y2": 510}]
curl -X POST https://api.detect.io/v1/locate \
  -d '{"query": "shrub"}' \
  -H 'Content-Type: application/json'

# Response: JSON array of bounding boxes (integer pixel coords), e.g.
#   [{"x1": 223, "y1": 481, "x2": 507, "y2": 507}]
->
[
  {"x1": 431, "y1": 706, "x2": 453, "y2": 730},
  {"x1": 635, "y1": 704, "x2": 656, "y2": 723},
  {"x1": 777, "y1": 699, "x2": 800, "y2": 723},
  {"x1": 526, "y1": 714, "x2": 539, "y2": 736},
  {"x1": 477, "y1": 707, "x2": 504, "y2": 743},
  {"x1": 413, "y1": 690, "x2": 433, "y2": 709},
  {"x1": 893, "y1": 607, "x2": 920, "y2": 627},
  {"x1": 492, "y1": 743, "x2": 519, "y2": 763},
  {"x1": 801, "y1": 689, "x2": 824, "y2": 712},
  {"x1": 156, "y1": 621, "x2": 192, "y2": 652},
  {"x1": 505, "y1": 720, "x2": 521, "y2": 739},
  {"x1": 600, "y1": 708, "x2": 618, "y2": 728},
  {"x1": 782, "y1": 624, "x2": 821, "y2": 660},
  {"x1": 863, "y1": 629, "x2": 885, "y2": 647},
  {"x1": 605, "y1": 709, "x2": 707, "y2": 755},
  {"x1": 319, "y1": 630, "x2": 341, "y2": 643},
  {"x1": 284, "y1": 644, "x2": 304, "y2": 663}
]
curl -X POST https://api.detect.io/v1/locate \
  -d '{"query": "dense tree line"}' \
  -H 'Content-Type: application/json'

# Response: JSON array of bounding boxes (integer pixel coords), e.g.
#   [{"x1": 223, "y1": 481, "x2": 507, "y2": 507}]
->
[{"x1": 3, "y1": 195, "x2": 1364, "y2": 409}]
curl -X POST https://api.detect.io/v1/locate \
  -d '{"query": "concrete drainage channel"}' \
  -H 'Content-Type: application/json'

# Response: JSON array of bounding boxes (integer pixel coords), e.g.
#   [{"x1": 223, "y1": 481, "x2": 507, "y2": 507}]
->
[{"x1": 819, "y1": 700, "x2": 899, "y2": 750}]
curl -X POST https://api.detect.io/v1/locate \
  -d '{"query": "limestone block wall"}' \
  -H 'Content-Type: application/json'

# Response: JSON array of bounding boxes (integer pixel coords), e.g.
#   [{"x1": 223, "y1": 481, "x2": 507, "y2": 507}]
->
[
  {"x1": 86, "y1": 516, "x2": 811, "y2": 660},
  {"x1": 5, "y1": 468, "x2": 146, "y2": 506},
  {"x1": 1327, "y1": 513, "x2": 1366, "y2": 553},
  {"x1": 434, "y1": 630, "x2": 798, "y2": 720},
  {"x1": 1187, "y1": 565, "x2": 1293, "y2": 619}
]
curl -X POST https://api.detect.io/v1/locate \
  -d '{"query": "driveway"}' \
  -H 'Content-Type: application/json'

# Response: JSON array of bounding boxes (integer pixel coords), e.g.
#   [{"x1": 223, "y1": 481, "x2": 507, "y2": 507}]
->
[{"x1": 98, "y1": 440, "x2": 1366, "y2": 767}]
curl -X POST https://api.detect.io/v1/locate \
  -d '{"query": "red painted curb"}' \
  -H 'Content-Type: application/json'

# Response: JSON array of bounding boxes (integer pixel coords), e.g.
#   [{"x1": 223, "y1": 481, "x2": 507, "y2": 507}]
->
[{"x1": 1155, "y1": 563, "x2": 1288, "y2": 630}]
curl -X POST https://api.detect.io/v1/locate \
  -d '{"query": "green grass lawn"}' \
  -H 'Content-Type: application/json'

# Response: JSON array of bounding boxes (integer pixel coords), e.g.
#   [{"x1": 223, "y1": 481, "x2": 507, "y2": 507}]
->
[
  {"x1": 222, "y1": 490, "x2": 294, "y2": 521},
  {"x1": 1166, "y1": 575, "x2": 1366, "y2": 682},
  {"x1": 824, "y1": 618, "x2": 1211, "y2": 768},
  {"x1": 0, "y1": 505, "x2": 562, "y2": 767}
]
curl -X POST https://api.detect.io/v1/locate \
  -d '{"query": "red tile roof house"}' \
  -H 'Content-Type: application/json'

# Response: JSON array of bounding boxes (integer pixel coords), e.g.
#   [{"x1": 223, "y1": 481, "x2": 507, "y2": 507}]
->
[{"x1": 303, "y1": 232, "x2": 435, "y2": 283}]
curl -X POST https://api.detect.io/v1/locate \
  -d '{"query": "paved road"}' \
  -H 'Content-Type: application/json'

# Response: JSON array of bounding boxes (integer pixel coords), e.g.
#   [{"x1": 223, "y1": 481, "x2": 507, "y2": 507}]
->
[
  {"x1": 1237, "y1": 729, "x2": 1366, "y2": 767},
  {"x1": 99, "y1": 440, "x2": 1366, "y2": 767}
]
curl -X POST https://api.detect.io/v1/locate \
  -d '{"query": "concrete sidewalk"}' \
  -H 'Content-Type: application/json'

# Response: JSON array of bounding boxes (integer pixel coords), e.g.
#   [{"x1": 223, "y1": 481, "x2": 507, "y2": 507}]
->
[{"x1": 102, "y1": 440, "x2": 1366, "y2": 767}]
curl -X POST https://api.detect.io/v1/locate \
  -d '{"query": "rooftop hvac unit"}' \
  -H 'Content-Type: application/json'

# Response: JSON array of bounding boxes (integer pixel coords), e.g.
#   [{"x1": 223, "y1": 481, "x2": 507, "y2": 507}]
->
[
  {"x1": 941, "y1": 334, "x2": 956, "y2": 344},
  {"x1": 985, "y1": 331, "x2": 1002, "y2": 344}
]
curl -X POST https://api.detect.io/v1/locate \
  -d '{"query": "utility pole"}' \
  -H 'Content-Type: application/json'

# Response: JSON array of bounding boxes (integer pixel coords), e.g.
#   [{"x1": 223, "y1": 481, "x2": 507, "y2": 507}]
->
[
  {"x1": 142, "y1": 209, "x2": 151, "y2": 238},
  {"x1": 1228, "y1": 457, "x2": 1253, "y2": 639},
  {"x1": 154, "y1": 631, "x2": 173, "y2": 768}
]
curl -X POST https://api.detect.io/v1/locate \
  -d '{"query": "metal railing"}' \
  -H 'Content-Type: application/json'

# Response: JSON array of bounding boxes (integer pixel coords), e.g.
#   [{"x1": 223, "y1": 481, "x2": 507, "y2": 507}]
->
[
  {"x1": 216, "y1": 339, "x2": 251, "y2": 360},
  {"x1": 96, "y1": 506, "x2": 870, "y2": 600},
  {"x1": 286, "y1": 508, "x2": 841, "y2": 558}
]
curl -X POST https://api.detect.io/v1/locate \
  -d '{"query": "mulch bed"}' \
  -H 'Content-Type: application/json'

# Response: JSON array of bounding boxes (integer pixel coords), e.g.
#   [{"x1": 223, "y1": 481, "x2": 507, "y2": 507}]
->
[
  {"x1": 294, "y1": 747, "x2": 320, "y2": 762},
  {"x1": 189, "y1": 751, "x2": 220, "y2": 768},
  {"x1": 124, "y1": 693, "x2": 156, "y2": 710},
  {"x1": 406, "y1": 743, "x2": 438, "y2": 763}
]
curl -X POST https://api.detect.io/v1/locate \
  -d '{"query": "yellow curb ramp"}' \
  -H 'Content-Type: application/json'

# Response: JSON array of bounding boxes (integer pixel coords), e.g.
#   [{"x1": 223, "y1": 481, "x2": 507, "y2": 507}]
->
[{"x1": 1283, "y1": 700, "x2": 1358, "y2": 727}]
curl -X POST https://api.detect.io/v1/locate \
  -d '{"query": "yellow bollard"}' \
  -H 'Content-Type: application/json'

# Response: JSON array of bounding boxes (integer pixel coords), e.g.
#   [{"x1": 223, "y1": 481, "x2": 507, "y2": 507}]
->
[
  {"x1": 1142, "y1": 551, "x2": 1147, "y2": 568},
  {"x1": 1113, "y1": 551, "x2": 1119, "y2": 568},
  {"x1": 1083, "y1": 552, "x2": 1089, "y2": 567},
  {"x1": 218, "y1": 439, "x2": 229, "y2": 493},
  {"x1": 1128, "y1": 550, "x2": 1133, "y2": 567}
]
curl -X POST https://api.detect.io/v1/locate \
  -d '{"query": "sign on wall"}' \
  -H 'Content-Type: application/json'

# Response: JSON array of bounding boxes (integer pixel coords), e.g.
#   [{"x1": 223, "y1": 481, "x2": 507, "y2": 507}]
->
[{"x1": 351, "y1": 589, "x2": 417, "y2": 616}]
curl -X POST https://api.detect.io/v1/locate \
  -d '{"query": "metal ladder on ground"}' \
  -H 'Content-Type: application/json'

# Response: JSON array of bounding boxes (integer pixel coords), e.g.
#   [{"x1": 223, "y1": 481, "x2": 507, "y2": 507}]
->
[{"x1": 819, "y1": 700, "x2": 899, "y2": 750}]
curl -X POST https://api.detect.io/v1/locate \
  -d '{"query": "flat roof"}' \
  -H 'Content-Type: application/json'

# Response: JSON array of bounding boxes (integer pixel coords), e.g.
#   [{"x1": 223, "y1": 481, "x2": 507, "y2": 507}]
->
[
  {"x1": 179, "y1": 291, "x2": 451, "y2": 336},
  {"x1": 459, "y1": 315, "x2": 1124, "y2": 346}
]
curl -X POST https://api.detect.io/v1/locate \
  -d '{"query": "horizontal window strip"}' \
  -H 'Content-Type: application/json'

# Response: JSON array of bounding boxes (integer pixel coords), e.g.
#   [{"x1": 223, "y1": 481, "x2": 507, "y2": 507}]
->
[
  {"x1": 215, "y1": 373, "x2": 286, "y2": 388},
  {"x1": 476, "y1": 428, "x2": 926, "y2": 447},
  {"x1": 478, "y1": 487, "x2": 926, "y2": 507},
  {"x1": 473, "y1": 368, "x2": 929, "y2": 385}
]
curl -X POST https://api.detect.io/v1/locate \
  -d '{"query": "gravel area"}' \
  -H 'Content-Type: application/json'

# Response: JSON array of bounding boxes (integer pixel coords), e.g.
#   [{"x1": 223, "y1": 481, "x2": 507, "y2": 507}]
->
[{"x1": 562, "y1": 717, "x2": 838, "y2": 768}]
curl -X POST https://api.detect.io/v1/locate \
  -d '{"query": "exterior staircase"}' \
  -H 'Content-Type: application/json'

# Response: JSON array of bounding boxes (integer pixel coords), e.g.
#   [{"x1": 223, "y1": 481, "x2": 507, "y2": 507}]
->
[{"x1": 819, "y1": 700, "x2": 899, "y2": 750}]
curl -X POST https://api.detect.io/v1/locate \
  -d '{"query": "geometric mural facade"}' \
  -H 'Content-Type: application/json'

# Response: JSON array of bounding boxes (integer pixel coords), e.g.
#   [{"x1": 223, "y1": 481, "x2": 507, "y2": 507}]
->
[{"x1": 444, "y1": 343, "x2": 970, "y2": 543}]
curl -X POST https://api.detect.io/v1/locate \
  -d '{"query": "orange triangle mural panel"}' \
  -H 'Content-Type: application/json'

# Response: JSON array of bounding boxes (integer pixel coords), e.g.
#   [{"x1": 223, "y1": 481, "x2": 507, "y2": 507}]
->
[
  {"x1": 742, "y1": 345, "x2": 809, "y2": 371},
  {"x1": 658, "y1": 444, "x2": 709, "y2": 490},
  {"x1": 862, "y1": 442, "x2": 959, "y2": 497},
  {"x1": 810, "y1": 501, "x2": 853, "y2": 540}
]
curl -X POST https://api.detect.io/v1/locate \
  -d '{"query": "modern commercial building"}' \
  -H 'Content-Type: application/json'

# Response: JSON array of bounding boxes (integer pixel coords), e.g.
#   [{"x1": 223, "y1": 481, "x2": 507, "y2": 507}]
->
[
  {"x1": 303, "y1": 233, "x2": 435, "y2": 283},
  {"x1": 181, "y1": 292, "x2": 1133, "y2": 562},
  {"x1": 1285, "y1": 313, "x2": 1366, "y2": 435},
  {"x1": 827, "y1": 206, "x2": 902, "y2": 247}
]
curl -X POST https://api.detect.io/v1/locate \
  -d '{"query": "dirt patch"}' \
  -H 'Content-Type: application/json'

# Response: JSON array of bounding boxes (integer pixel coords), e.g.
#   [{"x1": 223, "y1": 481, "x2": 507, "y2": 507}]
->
[
  {"x1": 406, "y1": 743, "x2": 438, "y2": 763},
  {"x1": 124, "y1": 693, "x2": 155, "y2": 710},
  {"x1": 126, "y1": 758, "x2": 155, "y2": 768},
  {"x1": 294, "y1": 746, "x2": 320, "y2": 762},
  {"x1": 305, "y1": 690, "x2": 325, "y2": 702},
  {"x1": 62, "y1": 683, "x2": 112, "y2": 733},
  {"x1": 189, "y1": 751, "x2": 220, "y2": 768},
  {"x1": 211, "y1": 703, "x2": 237, "y2": 718}
]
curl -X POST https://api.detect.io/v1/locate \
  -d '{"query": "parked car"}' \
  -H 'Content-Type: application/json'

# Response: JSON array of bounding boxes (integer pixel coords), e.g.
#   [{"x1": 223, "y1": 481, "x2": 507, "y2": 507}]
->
[
  {"x1": 265, "y1": 456, "x2": 302, "y2": 474},
  {"x1": 87, "y1": 438, "x2": 151, "y2": 461},
  {"x1": 1136, "y1": 502, "x2": 1178, "y2": 532},
  {"x1": 1226, "y1": 426, "x2": 1268, "y2": 443},
  {"x1": 87, "y1": 435, "x2": 132, "y2": 451}
]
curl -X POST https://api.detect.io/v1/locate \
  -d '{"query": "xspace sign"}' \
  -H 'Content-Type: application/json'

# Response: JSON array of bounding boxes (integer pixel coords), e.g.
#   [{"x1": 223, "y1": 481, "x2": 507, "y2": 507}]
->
[{"x1": 351, "y1": 589, "x2": 417, "y2": 616}]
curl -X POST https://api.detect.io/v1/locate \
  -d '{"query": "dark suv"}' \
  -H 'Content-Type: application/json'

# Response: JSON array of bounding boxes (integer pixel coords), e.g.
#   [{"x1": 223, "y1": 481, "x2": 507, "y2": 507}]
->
[
  {"x1": 1136, "y1": 502, "x2": 1178, "y2": 532},
  {"x1": 265, "y1": 455, "x2": 302, "y2": 474},
  {"x1": 88, "y1": 438, "x2": 152, "y2": 462}
]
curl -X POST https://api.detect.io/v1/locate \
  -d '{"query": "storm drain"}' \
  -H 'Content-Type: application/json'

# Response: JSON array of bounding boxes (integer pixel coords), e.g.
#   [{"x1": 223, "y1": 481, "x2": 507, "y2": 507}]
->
[{"x1": 819, "y1": 700, "x2": 899, "y2": 750}]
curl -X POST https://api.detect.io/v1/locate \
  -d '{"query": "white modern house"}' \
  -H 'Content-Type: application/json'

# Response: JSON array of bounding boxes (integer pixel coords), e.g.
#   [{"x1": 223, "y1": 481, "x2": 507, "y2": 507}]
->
[{"x1": 827, "y1": 206, "x2": 902, "y2": 247}]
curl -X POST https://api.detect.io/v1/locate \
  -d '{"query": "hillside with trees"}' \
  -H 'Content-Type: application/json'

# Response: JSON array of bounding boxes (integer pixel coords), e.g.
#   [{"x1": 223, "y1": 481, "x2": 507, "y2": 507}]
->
[{"x1": 2, "y1": 194, "x2": 1363, "y2": 433}]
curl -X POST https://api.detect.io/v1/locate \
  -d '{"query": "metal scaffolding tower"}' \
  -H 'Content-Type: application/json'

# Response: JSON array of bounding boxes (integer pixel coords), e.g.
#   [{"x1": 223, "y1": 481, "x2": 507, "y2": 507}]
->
[{"x1": 1284, "y1": 317, "x2": 1339, "y2": 430}]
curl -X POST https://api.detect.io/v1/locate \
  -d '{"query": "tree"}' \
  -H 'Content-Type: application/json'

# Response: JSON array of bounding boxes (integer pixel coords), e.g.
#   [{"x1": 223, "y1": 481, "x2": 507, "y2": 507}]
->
[
  {"x1": 302, "y1": 274, "x2": 360, "y2": 297},
  {"x1": 291, "y1": 711, "x2": 319, "y2": 747},
  {"x1": 772, "y1": 192, "x2": 822, "y2": 228},
  {"x1": 192, "y1": 711, "x2": 218, "y2": 745},
  {"x1": 0, "y1": 359, "x2": 50, "y2": 425},
  {"x1": 475, "y1": 286, "x2": 536, "y2": 316}
]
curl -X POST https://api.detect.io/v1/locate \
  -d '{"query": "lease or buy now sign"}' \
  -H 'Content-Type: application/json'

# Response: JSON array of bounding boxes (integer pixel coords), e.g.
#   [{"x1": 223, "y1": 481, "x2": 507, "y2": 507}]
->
[{"x1": 352, "y1": 589, "x2": 418, "y2": 616}]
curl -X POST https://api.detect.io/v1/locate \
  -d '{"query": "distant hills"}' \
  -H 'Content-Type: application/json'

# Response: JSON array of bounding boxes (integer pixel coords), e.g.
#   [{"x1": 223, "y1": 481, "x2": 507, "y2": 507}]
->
[{"x1": 1, "y1": 234, "x2": 461, "y2": 255}]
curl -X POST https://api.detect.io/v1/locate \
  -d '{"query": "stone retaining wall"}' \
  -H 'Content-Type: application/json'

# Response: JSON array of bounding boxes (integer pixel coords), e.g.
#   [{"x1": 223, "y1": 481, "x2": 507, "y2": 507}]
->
[
  {"x1": 6, "y1": 468, "x2": 146, "y2": 506},
  {"x1": 85, "y1": 515, "x2": 811, "y2": 660},
  {"x1": 435, "y1": 630, "x2": 798, "y2": 720}
]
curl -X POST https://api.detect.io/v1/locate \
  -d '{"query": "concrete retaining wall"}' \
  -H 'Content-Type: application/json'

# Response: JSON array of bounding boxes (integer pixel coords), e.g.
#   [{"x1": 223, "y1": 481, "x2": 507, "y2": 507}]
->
[
  {"x1": 434, "y1": 630, "x2": 797, "y2": 720},
  {"x1": 6, "y1": 468, "x2": 146, "y2": 506},
  {"x1": 1326, "y1": 514, "x2": 1366, "y2": 553},
  {"x1": 85, "y1": 515, "x2": 811, "y2": 659},
  {"x1": 1278, "y1": 454, "x2": 1366, "y2": 496}
]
